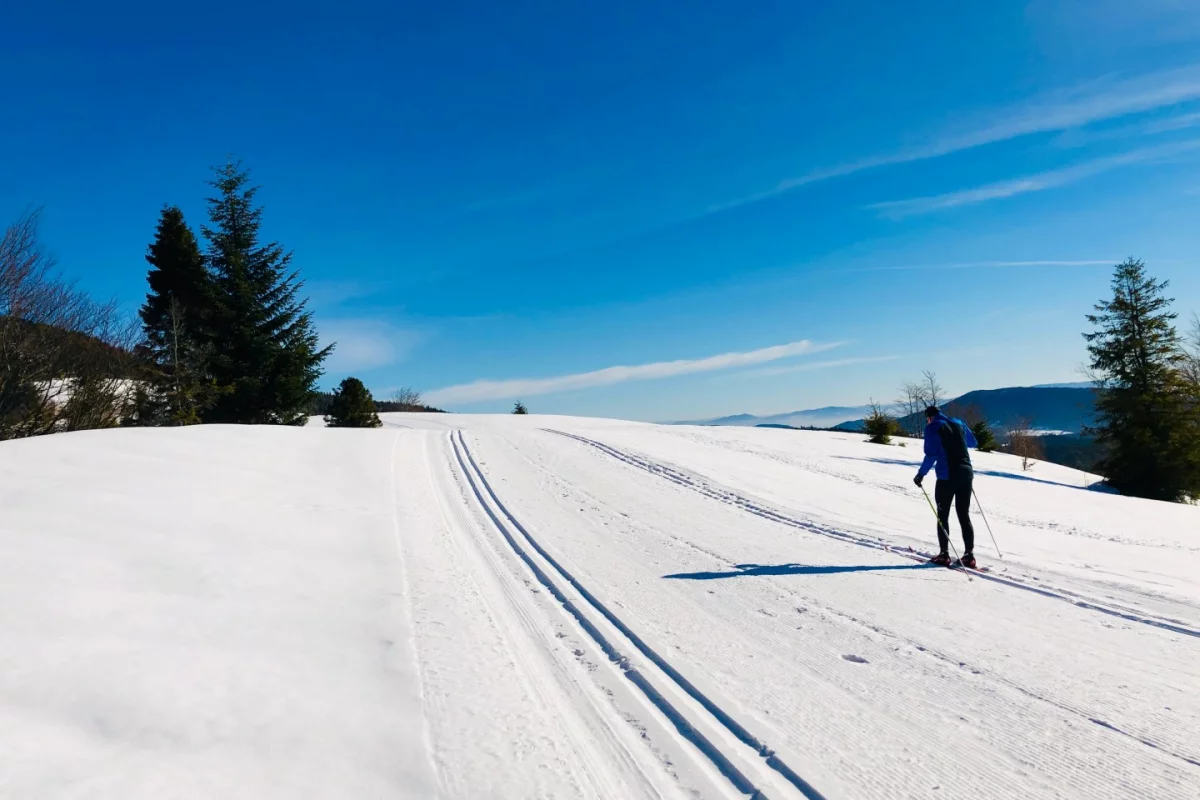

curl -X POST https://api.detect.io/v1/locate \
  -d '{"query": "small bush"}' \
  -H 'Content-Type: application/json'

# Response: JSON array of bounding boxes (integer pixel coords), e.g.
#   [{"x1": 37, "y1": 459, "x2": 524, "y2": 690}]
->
[
  {"x1": 324, "y1": 377, "x2": 382, "y2": 428},
  {"x1": 864, "y1": 400, "x2": 899, "y2": 445}
]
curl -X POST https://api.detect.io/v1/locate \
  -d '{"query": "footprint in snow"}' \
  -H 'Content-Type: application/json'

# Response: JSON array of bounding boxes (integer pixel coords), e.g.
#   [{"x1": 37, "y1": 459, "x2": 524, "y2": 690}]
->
[{"x1": 842, "y1": 654, "x2": 869, "y2": 664}]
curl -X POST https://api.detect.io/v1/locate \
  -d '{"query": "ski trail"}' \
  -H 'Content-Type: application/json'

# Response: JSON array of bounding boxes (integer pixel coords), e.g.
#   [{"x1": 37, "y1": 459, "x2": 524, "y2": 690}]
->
[
  {"x1": 497, "y1": 430, "x2": 1200, "y2": 773},
  {"x1": 399, "y1": 431, "x2": 680, "y2": 799},
  {"x1": 452, "y1": 430, "x2": 827, "y2": 800},
  {"x1": 385, "y1": 431, "x2": 439, "y2": 791},
  {"x1": 546, "y1": 429, "x2": 1200, "y2": 640}
]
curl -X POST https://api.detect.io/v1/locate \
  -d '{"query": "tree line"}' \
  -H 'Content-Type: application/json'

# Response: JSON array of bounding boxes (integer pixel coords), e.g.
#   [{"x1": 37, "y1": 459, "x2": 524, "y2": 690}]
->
[
  {"x1": 2, "y1": 161, "x2": 340, "y2": 439},
  {"x1": 864, "y1": 258, "x2": 1200, "y2": 502}
]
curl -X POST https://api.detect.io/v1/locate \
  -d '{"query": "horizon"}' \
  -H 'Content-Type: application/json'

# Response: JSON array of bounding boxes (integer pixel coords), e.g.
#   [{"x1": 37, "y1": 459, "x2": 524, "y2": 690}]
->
[{"x1": 4, "y1": 2, "x2": 1199, "y2": 421}]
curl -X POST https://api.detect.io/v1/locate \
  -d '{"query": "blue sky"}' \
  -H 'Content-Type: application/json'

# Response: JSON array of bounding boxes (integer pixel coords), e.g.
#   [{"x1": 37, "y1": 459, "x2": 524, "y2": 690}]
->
[{"x1": 3, "y1": 0, "x2": 1200, "y2": 421}]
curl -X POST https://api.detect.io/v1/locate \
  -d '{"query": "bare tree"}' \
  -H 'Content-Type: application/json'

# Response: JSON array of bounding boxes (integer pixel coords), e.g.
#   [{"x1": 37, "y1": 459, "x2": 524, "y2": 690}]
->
[
  {"x1": 1, "y1": 210, "x2": 134, "y2": 439},
  {"x1": 1007, "y1": 417, "x2": 1044, "y2": 472},
  {"x1": 390, "y1": 386, "x2": 423, "y2": 410},
  {"x1": 921, "y1": 369, "x2": 944, "y2": 409},
  {"x1": 894, "y1": 381, "x2": 927, "y2": 436}
]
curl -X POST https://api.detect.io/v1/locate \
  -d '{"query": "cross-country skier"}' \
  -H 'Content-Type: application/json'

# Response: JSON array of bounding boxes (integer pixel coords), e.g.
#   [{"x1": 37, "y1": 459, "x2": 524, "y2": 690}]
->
[{"x1": 913, "y1": 405, "x2": 979, "y2": 568}]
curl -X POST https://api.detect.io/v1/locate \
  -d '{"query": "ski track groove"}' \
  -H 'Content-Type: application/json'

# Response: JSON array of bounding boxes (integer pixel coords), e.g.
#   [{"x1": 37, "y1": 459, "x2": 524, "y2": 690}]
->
[
  {"x1": 497, "y1": 431, "x2": 1200, "y2": 773},
  {"x1": 420, "y1": 435, "x2": 597, "y2": 796},
  {"x1": 451, "y1": 430, "x2": 827, "y2": 800},
  {"x1": 663, "y1": 430, "x2": 1200, "y2": 626},
  {"x1": 545, "y1": 429, "x2": 1200, "y2": 641}
]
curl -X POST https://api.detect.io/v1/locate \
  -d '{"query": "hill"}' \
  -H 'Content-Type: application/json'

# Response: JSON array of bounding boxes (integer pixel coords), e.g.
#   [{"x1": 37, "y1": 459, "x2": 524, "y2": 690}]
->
[
  {"x1": 834, "y1": 385, "x2": 1097, "y2": 433},
  {"x1": 3, "y1": 417, "x2": 1197, "y2": 798}
]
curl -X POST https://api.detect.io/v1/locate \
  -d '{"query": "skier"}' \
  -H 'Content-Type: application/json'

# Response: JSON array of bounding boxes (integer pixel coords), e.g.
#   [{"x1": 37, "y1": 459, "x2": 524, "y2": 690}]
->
[{"x1": 913, "y1": 405, "x2": 979, "y2": 568}]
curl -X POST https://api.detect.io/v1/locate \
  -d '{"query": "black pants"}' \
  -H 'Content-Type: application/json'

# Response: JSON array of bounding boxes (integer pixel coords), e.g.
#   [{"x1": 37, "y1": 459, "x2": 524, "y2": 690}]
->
[{"x1": 935, "y1": 476, "x2": 975, "y2": 555}]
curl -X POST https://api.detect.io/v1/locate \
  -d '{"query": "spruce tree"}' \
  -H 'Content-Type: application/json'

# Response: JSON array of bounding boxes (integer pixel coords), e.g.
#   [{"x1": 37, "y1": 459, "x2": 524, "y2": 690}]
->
[
  {"x1": 137, "y1": 206, "x2": 214, "y2": 425},
  {"x1": 1084, "y1": 259, "x2": 1200, "y2": 501},
  {"x1": 971, "y1": 419, "x2": 997, "y2": 452},
  {"x1": 324, "y1": 377, "x2": 381, "y2": 428},
  {"x1": 513, "y1": 401, "x2": 528, "y2": 415},
  {"x1": 201, "y1": 162, "x2": 332, "y2": 425}
]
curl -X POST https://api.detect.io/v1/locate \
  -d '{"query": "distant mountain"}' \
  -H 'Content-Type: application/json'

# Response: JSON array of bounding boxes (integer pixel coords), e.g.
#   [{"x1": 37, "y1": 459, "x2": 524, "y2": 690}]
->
[
  {"x1": 695, "y1": 413, "x2": 759, "y2": 425},
  {"x1": 672, "y1": 404, "x2": 875, "y2": 430},
  {"x1": 1028, "y1": 381, "x2": 1095, "y2": 389},
  {"x1": 833, "y1": 386, "x2": 1097, "y2": 433}
]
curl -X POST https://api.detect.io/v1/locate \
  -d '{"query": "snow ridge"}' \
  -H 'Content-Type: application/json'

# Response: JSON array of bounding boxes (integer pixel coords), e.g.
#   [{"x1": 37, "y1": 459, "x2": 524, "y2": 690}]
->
[
  {"x1": 546, "y1": 429, "x2": 1200, "y2": 640},
  {"x1": 451, "y1": 431, "x2": 827, "y2": 800}
]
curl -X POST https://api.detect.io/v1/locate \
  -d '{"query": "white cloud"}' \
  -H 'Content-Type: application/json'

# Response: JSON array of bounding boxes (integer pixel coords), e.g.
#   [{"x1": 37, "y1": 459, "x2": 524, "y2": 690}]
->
[
  {"x1": 834, "y1": 259, "x2": 1116, "y2": 274},
  {"x1": 424, "y1": 339, "x2": 843, "y2": 405},
  {"x1": 305, "y1": 280, "x2": 385, "y2": 311},
  {"x1": 320, "y1": 320, "x2": 423, "y2": 373},
  {"x1": 1054, "y1": 110, "x2": 1200, "y2": 148},
  {"x1": 708, "y1": 63, "x2": 1200, "y2": 213},
  {"x1": 868, "y1": 139, "x2": 1200, "y2": 217},
  {"x1": 744, "y1": 355, "x2": 901, "y2": 379}
]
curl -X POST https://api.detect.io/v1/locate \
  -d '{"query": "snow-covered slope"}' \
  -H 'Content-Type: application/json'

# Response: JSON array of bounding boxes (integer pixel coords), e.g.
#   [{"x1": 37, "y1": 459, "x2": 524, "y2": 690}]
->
[{"x1": 2, "y1": 416, "x2": 1198, "y2": 799}]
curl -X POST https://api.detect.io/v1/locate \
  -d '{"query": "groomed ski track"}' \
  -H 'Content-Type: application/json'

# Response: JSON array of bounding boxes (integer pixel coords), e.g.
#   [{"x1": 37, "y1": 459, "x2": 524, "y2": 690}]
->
[
  {"x1": 5, "y1": 415, "x2": 1199, "y2": 799},
  {"x1": 413, "y1": 417, "x2": 1200, "y2": 799},
  {"x1": 545, "y1": 428, "x2": 1200, "y2": 638},
  {"x1": 449, "y1": 430, "x2": 824, "y2": 799}
]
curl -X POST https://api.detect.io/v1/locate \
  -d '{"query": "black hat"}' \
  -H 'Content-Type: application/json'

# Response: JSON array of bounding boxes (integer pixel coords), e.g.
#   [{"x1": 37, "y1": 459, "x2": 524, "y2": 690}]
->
[{"x1": 924, "y1": 405, "x2": 940, "y2": 417}]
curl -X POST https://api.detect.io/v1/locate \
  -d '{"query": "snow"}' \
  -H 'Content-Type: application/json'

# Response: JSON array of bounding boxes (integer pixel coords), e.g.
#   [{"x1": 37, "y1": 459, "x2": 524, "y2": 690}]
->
[{"x1": 2, "y1": 415, "x2": 1198, "y2": 799}]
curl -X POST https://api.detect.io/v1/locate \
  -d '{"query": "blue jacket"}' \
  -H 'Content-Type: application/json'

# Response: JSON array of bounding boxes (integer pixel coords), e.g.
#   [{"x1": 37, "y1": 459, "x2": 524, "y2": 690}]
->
[{"x1": 917, "y1": 413, "x2": 977, "y2": 481}]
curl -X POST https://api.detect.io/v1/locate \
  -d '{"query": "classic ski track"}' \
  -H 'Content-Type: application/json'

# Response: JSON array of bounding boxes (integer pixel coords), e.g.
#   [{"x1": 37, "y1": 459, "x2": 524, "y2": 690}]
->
[
  {"x1": 497, "y1": 431, "x2": 1200, "y2": 772},
  {"x1": 450, "y1": 430, "x2": 828, "y2": 800},
  {"x1": 545, "y1": 429, "x2": 1200, "y2": 640},
  {"x1": 640, "y1": 430, "x2": 1200, "y2": 623},
  {"x1": 669, "y1": 428, "x2": 1200, "y2": 555},
  {"x1": 418, "y1": 432, "x2": 674, "y2": 798}
]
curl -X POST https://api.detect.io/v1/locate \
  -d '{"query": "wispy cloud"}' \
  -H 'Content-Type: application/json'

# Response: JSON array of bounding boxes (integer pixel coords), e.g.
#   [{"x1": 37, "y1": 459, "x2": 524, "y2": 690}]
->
[
  {"x1": 320, "y1": 320, "x2": 424, "y2": 373},
  {"x1": 744, "y1": 355, "x2": 901, "y2": 379},
  {"x1": 1054, "y1": 110, "x2": 1200, "y2": 148},
  {"x1": 424, "y1": 339, "x2": 843, "y2": 405},
  {"x1": 831, "y1": 259, "x2": 1116, "y2": 275},
  {"x1": 306, "y1": 279, "x2": 389, "y2": 311},
  {"x1": 708, "y1": 64, "x2": 1200, "y2": 213},
  {"x1": 868, "y1": 139, "x2": 1200, "y2": 217}
]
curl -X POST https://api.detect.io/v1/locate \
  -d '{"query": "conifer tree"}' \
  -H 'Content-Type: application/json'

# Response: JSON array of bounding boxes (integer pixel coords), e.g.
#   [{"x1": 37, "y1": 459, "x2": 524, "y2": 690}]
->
[
  {"x1": 513, "y1": 400, "x2": 528, "y2": 415},
  {"x1": 324, "y1": 377, "x2": 381, "y2": 428},
  {"x1": 970, "y1": 419, "x2": 997, "y2": 453},
  {"x1": 1084, "y1": 259, "x2": 1200, "y2": 501},
  {"x1": 201, "y1": 162, "x2": 332, "y2": 425},
  {"x1": 137, "y1": 206, "x2": 214, "y2": 425}
]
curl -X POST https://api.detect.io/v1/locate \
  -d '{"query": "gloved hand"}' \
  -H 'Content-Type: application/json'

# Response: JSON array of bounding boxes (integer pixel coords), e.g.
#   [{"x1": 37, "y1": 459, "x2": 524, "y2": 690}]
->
[{"x1": 913, "y1": 474, "x2": 923, "y2": 488}]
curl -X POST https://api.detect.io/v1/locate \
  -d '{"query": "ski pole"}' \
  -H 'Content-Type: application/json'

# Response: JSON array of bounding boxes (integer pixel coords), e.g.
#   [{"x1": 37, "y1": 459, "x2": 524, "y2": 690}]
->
[
  {"x1": 920, "y1": 485, "x2": 960, "y2": 564},
  {"x1": 972, "y1": 488, "x2": 1002, "y2": 558}
]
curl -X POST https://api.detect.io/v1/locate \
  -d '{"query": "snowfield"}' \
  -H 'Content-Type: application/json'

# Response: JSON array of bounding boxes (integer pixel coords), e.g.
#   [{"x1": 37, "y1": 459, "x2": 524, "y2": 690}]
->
[{"x1": 2, "y1": 414, "x2": 1198, "y2": 799}]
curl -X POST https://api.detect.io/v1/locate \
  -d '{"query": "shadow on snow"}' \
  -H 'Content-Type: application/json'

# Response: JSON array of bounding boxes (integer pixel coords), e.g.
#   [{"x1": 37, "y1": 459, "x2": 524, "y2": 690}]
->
[
  {"x1": 830, "y1": 454, "x2": 1108, "y2": 491},
  {"x1": 663, "y1": 562, "x2": 932, "y2": 581}
]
